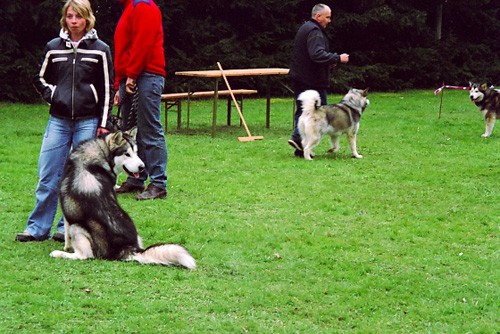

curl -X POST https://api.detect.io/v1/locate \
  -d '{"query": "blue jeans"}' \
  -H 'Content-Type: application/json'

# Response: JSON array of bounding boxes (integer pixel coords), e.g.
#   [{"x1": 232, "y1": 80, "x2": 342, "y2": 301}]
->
[
  {"x1": 24, "y1": 116, "x2": 98, "y2": 240},
  {"x1": 291, "y1": 83, "x2": 328, "y2": 141},
  {"x1": 119, "y1": 72, "x2": 167, "y2": 189}
]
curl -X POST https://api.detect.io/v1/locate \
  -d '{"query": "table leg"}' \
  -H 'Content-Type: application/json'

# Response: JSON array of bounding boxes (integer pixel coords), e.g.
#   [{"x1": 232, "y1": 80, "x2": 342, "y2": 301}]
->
[
  {"x1": 186, "y1": 85, "x2": 191, "y2": 129},
  {"x1": 164, "y1": 100, "x2": 168, "y2": 132},
  {"x1": 212, "y1": 78, "x2": 218, "y2": 137},
  {"x1": 266, "y1": 78, "x2": 271, "y2": 128},
  {"x1": 227, "y1": 97, "x2": 231, "y2": 126}
]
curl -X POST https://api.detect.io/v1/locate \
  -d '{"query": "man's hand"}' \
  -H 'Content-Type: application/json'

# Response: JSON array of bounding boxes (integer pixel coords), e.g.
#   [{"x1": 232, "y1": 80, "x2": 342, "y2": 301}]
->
[{"x1": 126, "y1": 77, "x2": 137, "y2": 94}]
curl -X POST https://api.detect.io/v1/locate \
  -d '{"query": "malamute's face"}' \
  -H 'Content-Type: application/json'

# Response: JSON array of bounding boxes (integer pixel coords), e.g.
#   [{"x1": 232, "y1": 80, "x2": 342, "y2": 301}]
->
[
  {"x1": 469, "y1": 82, "x2": 485, "y2": 103},
  {"x1": 109, "y1": 129, "x2": 145, "y2": 178}
]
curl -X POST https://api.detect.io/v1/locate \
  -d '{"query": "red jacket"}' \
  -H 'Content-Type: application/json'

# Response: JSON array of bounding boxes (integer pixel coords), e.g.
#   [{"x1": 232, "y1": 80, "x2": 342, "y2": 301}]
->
[{"x1": 114, "y1": 0, "x2": 166, "y2": 89}]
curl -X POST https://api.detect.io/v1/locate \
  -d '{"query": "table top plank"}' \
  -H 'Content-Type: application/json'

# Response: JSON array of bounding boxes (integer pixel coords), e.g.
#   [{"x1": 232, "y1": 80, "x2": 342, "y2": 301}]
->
[{"x1": 175, "y1": 68, "x2": 289, "y2": 78}]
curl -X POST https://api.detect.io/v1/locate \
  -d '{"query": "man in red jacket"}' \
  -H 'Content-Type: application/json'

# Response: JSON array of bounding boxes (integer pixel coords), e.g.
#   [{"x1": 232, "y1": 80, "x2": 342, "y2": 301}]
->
[{"x1": 114, "y1": 0, "x2": 168, "y2": 200}]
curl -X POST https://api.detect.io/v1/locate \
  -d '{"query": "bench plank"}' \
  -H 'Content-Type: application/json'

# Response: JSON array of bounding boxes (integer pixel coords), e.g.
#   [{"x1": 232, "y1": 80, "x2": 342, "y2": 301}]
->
[
  {"x1": 162, "y1": 89, "x2": 257, "y2": 100},
  {"x1": 162, "y1": 89, "x2": 258, "y2": 131}
]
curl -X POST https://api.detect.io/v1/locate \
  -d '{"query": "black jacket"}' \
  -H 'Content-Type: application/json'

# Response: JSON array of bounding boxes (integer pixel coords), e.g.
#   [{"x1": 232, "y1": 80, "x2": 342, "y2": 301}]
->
[
  {"x1": 289, "y1": 19, "x2": 339, "y2": 89},
  {"x1": 34, "y1": 29, "x2": 113, "y2": 127}
]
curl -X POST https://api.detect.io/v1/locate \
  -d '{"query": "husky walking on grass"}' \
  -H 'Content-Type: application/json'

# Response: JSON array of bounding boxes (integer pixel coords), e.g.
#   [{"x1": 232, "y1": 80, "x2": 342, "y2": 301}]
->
[
  {"x1": 298, "y1": 88, "x2": 370, "y2": 160},
  {"x1": 469, "y1": 82, "x2": 500, "y2": 138},
  {"x1": 50, "y1": 128, "x2": 196, "y2": 269}
]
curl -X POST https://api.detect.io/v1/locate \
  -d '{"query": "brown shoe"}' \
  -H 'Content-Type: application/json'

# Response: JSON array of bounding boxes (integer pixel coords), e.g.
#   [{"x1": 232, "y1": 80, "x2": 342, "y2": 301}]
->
[
  {"x1": 116, "y1": 182, "x2": 145, "y2": 194},
  {"x1": 136, "y1": 184, "x2": 167, "y2": 200}
]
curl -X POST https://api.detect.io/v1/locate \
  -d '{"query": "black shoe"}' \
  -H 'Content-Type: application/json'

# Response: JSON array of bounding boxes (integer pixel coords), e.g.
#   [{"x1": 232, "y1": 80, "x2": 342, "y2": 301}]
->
[
  {"x1": 288, "y1": 139, "x2": 303, "y2": 151},
  {"x1": 136, "y1": 184, "x2": 167, "y2": 201},
  {"x1": 16, "y1": 232, "x2": 39, "y2": 242},
  {"x1": 116, "y1": 182, "x2": 145, "y2": 194},
  {"x1": 52, "y1": 232, "x2": 65, "y2": 243}
]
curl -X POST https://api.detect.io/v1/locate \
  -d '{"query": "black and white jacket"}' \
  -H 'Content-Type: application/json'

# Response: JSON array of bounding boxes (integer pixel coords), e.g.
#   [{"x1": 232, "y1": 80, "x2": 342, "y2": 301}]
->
[{"x1": 34, "y1": 29, "x2": 113, "y2": 127}]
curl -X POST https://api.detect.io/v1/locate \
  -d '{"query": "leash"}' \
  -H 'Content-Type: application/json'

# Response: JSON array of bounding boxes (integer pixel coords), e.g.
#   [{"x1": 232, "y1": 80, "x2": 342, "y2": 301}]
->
[
  {"x1": 433, "y1": 84, "x2": 470, "y2": 95},
  {"x1": 124, "y1": 89, "x2": 139, "y2": 130},
  {"x1": 434, "y1": 83, "x2": 471, "y2": 119},
  {"x1": 115, "y1": 89, "x2": 138, "y2": 131}
]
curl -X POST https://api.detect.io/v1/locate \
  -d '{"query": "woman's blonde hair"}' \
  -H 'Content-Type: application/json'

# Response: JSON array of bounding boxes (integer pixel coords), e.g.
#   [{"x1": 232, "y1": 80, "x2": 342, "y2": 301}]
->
[{"x1": 60, "y1": 0, "x2": 96, "y2": 33}]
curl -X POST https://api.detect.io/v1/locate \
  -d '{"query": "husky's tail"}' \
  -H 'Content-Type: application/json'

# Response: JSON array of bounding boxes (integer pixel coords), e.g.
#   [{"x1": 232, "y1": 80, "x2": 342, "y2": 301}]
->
[
  {"x1": 298, "y1": 90, "x2": 321, "y2": 114},
  {"x1": 130, "y1": 244, "x2": 196, "y2": 269}
]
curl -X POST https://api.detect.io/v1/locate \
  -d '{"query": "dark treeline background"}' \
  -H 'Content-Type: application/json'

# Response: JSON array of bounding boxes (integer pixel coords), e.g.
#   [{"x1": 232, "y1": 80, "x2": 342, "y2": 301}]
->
[{"x1": 1, "y1": 0, "x2": 498, "y2": 102}]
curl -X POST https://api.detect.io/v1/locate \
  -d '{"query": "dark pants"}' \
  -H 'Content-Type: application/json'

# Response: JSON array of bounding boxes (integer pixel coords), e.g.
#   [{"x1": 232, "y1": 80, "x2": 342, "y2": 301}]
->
[
  {"x1": 291, "y1": 82, "x2": 328, "y2": 141},
  {"x1": 119, "y1": 73, "x2": 168, "y2": 189}
]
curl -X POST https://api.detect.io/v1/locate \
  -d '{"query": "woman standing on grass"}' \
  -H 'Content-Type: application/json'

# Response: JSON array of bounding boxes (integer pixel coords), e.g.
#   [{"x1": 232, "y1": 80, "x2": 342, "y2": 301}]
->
[{"x1": 16, "y1": 0, "x2": 113, "y2": 242}]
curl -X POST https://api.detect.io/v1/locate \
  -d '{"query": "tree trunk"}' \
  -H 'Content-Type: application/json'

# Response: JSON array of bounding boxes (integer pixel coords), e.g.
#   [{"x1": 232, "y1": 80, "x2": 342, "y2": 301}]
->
[{"x1": 435, "y1": 3, "x2": 443, "y2": 40}]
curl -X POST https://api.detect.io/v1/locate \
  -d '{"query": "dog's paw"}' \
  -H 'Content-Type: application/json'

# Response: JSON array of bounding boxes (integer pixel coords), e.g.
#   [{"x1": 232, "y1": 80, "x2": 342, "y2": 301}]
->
[
  {"x1": 353, "y1": 154, "x2": 363, "y2": 159},
  {"x1": 481, "y1": 133, "x2": 490, "y2": 138},
  {"x1": 50, "y1": 250, "x2": 65, "y2": 258}
]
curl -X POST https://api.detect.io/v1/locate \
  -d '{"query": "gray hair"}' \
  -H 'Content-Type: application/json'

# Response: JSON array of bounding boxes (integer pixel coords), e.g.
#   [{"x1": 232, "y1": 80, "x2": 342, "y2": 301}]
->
[{"x1": 311, "y1": 4, "x2": 328, "y2": 18}]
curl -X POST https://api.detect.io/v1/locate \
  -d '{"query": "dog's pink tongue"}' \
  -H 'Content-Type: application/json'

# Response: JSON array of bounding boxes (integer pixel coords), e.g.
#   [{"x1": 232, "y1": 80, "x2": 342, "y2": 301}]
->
[{"x1": 133, "y1": 173, "x2": 140, "y2": 178}]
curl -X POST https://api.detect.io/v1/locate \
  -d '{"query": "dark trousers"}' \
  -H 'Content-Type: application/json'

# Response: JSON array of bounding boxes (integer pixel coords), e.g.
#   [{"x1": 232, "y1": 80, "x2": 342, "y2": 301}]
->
[{"x1": 291, "y1": 82, "x2": 328, "y2": 140}]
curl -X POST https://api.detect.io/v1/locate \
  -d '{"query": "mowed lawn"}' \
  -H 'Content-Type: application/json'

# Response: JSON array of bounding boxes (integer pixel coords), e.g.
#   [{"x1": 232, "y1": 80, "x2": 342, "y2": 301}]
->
[{"x1": 0, "y1": 89, "x2": 498, "y2": 333}]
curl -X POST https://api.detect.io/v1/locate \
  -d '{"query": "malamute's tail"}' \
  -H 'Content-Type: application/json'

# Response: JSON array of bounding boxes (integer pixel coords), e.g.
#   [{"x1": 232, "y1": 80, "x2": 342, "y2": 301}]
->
[
  {"x1": 131, "y1": 244, "x2": 196, "y2": 269},
  {"x1": 298, "y1": 90, "x2": 321, "y2": 114}
]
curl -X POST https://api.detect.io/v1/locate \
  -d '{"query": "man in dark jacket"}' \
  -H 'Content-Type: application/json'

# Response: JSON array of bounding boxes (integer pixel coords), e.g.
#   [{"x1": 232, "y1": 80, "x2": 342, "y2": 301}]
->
[{"x1": 288, "y1": 3, "x2": 349, "y2": 157}]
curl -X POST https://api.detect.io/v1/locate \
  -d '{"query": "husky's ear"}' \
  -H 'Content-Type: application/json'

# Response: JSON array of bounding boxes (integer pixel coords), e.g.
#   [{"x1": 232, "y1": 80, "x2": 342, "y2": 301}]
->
[
  {"x1": 362, "y1": 88, "x2": 369, "y2": 97},
  {"x1": 126, "y1": 127, "x2": 138, "y2": 140},
  {"x1": 112, "y1": 131, "x2": 124, "y2": 143},
  {"x1": 479, "y1": 83, "x2": 488, "y2": 91}
]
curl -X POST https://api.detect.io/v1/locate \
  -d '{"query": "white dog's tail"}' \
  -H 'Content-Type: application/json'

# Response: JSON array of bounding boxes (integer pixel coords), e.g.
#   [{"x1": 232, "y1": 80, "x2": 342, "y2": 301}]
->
[
  {"x1": 130, "y1": 244, "x2": 196, "y2": 269},
  {"x1": 298, "y1": 90, "x2": 321, "y2": 114}
]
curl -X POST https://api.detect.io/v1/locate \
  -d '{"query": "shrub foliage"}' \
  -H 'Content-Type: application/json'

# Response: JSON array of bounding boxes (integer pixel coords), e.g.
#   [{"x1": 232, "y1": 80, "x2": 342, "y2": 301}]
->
[{"x1": 0, "y1": 0, "x2": 498, "y2": 102}]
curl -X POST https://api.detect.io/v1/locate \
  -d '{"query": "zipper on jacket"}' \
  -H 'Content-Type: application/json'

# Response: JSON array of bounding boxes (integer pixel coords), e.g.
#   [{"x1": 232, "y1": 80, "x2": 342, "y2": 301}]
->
[{"x1": 71, "y1": 47, "x2": 77, "y2": 119}]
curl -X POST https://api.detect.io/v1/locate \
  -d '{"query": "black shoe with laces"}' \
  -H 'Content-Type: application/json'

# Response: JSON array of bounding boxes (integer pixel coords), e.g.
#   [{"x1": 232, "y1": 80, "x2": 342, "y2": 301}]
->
[
  {"x1": 288, "y1": 139, "x2": 303, "y2": 151},
  {"x1": 16, "y1": 232, "x2": 39, "y2": 242},
  {"x1": 116, "y1": 182, "x2": 145, "y2": 194}
]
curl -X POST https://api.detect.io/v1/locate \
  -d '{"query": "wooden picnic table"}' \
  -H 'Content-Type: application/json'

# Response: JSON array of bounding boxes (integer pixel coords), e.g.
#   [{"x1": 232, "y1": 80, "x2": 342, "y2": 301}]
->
[{"x1": 175, "y1": 67, "x2": 289, "y2": 137}]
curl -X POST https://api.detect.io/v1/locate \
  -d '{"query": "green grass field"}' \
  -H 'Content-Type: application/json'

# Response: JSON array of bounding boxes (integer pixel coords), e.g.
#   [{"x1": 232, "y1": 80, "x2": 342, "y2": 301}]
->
[{"x1": 0, "y1": 90, "x2": 498, "y2": 333}]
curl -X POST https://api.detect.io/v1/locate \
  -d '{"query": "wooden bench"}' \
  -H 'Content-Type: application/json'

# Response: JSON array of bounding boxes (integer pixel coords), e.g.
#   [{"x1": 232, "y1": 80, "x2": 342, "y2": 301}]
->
[{"x1": 162, "y1": 89, "x2": 257, "y2": 131}]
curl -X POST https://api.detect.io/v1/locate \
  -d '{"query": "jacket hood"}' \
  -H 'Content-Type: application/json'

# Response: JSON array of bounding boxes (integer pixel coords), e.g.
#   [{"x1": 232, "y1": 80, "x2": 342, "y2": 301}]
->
[{"x1": 59, "y1": 28, "x2": 98, "y2": 42}]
